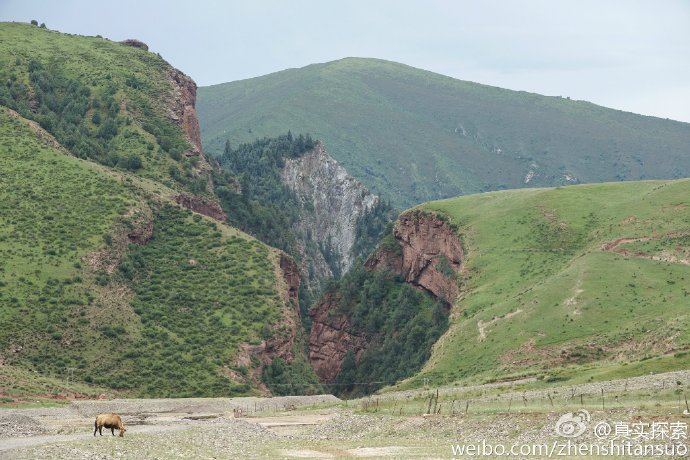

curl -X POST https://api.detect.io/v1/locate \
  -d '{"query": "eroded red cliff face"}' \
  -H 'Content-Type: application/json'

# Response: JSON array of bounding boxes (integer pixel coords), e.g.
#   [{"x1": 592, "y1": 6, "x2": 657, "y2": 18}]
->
[
  {"x1": 174, "y1": 193, "x2": 227, "y2": 222},
  {"x1": 164, "y1": 64, "x2": 226, "y2": 218},
  {"x1": 280, "y1": 254, "x2": 301, "y2": 305},
  {"x1": 366, "y1": 211, "x2": 463, "y2": 302},
  {"x1": 308, "y1": 294, "x2": 369, "y2": 382},
  {"x1": 308, "y1": 210, "x2": 463, "y2": 383},
  {"x1": 166, "y1": 67, "x2": 204, "y2": 158}
]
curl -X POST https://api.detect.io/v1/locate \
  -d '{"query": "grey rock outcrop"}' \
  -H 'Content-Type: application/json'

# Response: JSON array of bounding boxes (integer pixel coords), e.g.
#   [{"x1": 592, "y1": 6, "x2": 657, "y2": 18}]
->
[{"x1": 281, "y1": 143, "x2": 378, "y2": 287}]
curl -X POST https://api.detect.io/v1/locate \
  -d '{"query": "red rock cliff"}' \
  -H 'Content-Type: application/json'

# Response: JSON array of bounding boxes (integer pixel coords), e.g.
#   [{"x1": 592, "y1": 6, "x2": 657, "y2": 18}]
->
[
  {"x1": 366, "y1": 211, "x2": 463, "y2": 302},
  {"x1": 164, "y1": 66, "x2": 226, "y2": 220},
  {"x1": 280, "y1": 254, "x2": 301, "y2": 306},
  {"x1": 308, "y1": 210, "x2": 463, "y2": 383},
  {"x1": 308, "y1": 294, "x2": 369, "y2": 382},
  {"x1": 174, "y1": 193, "x2": 227, "y2": 222},
  {"x1": 166, "y1": 67, "x2": 203, "y2": 158}
]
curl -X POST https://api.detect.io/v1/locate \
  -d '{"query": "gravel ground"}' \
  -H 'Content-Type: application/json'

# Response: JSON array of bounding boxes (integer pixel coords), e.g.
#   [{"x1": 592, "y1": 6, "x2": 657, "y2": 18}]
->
[
  {"x1": 0, "y1": 414, "x2": 47, "y2": 438},
  {"x1": 379, "y1": 369, "x2": 690, "y2": 405},
  {"x1": 5, "y1": 418, "x2": 278, "y2": 460},
  {"x1": 70, "y1": 394, "x2": 340, "y2": 417},
  {"x1": 2, "y1": 373, "x2": 690, "y2": 459}
]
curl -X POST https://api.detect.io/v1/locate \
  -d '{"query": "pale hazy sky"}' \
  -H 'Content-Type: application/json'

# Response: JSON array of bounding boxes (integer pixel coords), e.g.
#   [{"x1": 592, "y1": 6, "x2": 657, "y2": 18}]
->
[{"x1": 2, "y1": 0, "x2": 689, "y2": 122}]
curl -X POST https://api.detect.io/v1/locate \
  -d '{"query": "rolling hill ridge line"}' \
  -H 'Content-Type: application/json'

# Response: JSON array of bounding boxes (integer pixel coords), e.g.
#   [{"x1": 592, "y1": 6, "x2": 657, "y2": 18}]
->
[{"x1": 198, "y1": 57, "x2": 690, "y2": 209}]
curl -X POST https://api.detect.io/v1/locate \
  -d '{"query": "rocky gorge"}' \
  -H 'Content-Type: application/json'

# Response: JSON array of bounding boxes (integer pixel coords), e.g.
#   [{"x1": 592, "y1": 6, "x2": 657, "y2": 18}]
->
[{"x1": 308, "y1": 210, "x2": 464, "y2": 385}]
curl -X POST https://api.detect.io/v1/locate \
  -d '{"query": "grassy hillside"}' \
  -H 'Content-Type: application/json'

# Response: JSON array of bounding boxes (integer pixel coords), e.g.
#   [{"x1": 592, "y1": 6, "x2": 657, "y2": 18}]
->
[
  {"x1": 198, "y1": 57, "x2": 690, "y2": 208},
  {"x1": 0, "y1": 22, "x2": 324, "y2": 398},
  {"x1": 401, "y1": 179, "x2": 690, "y2": 388},
  {"x1": 0, "y1": 102, "x2": 306, "y2": 398},
  {"x1": 0, "y1": 22, "x2": 205, "y2": 194}
]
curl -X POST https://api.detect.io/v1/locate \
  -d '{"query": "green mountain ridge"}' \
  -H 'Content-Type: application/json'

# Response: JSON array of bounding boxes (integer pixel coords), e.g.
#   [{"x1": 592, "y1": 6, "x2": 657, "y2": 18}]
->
[
  {"x1": 198, "y1": 57, "x2": 690, "y2": 209},
  {"x1": 0, "y1": 22, "x2": 205, "y2": 194},
  {"x1": 0, "y1": 23, "x2": 319, "y2": 399}
]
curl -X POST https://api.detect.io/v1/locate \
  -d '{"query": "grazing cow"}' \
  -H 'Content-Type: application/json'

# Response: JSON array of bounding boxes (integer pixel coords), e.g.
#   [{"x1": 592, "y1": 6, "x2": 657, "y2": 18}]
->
[{"x1": 94, "y1": 413, "x2": 126, "y2": 437}]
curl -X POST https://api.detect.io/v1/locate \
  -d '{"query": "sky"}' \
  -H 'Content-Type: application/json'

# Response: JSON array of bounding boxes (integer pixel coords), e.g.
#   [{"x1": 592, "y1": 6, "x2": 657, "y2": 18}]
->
[{"x1": 2, "y1": 0, "x2": 689, "y2": 123}]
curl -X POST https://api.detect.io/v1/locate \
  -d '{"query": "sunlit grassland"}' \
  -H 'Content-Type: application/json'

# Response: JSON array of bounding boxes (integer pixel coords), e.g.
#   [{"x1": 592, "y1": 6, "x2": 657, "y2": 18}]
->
[{"x1": 397, "y1": 180, "x2": 690, "y2": 388}]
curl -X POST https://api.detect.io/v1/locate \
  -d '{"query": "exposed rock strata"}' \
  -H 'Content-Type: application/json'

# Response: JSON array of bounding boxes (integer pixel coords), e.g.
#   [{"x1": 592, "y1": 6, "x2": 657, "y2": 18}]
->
[
  {"x1": 119, "y1": 39, "x2": 149, "y2": 51},
  {"x1": 308, "y1": 294, "x2": 369, "y2": 382},
  {"x1": 174, "y1": 193, "x2": 227, "y2": 222},
  {"x1": 281, "y1": 143, "x2": 378, "y2": 286},
  {"x1": 166, "y1": 67, "x2": 204, "y2": 159},
  {"x1": 366, "y1": 211, "x2": 463, "y2": 302},
  {"x1": 279, "y1": 254, "x2": 301, "y2": 305},
  {"x1": 309, "y1": 211, "x2": 463, "y2": 382}
]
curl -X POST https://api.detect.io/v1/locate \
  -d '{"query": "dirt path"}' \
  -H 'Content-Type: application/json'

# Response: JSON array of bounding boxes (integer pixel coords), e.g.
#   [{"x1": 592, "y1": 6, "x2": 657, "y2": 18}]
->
[
  {"x1": 251, "y1": 413, "x2": 334, "y2": 428},
  {"x1": 600, "y1": 236, "x2": 653, "y2": 252},
  {"x1": 600, "y1": 231, "x2": 690, "y2": 265},
  {"x1": 477, "y1": 308, "x2": 522, "y2": 341}
]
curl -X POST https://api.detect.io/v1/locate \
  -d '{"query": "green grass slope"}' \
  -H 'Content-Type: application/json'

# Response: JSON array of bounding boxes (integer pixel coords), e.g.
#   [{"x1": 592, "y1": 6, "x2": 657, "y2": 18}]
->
[
  {"x1": 0, "y1": 22, "x2": 205, "y2": 194},
  {"x1": 0, "y1": 106, "x2": 300, "y2": 398},
  {"x1": 198, "y1": 57, "x2": 690, "y2": 209},
  {"x1": 401, "y1": 179, "x2": 690, "y2": 388}
]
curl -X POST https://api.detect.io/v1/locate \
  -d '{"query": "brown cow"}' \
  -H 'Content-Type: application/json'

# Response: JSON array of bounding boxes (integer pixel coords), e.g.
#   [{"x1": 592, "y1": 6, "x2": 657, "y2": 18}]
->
[{"x1": 94, "y1": 413, "x2": 126, "y2": 437}]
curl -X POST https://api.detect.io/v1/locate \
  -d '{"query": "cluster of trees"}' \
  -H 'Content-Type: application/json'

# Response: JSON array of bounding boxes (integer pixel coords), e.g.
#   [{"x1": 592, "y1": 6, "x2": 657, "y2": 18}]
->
[
  {"x1": 328, "y1": 263, "x2": 449, "y2": 396},
  {"x1": 0, "y1": 56, "x2": 194, "y2": 182},
  {"x1": 351, "y1": 199, "x2": 397, "y2": 261},
  {"x1": 0, "y1": 59, "x2": 141, "y2": 170},
  {"x1": 261, "y1": 357, "x2": 322, "y2": 396},
  {"x1": 213, "y1": 133, "x2": 316, "y2": 255}
]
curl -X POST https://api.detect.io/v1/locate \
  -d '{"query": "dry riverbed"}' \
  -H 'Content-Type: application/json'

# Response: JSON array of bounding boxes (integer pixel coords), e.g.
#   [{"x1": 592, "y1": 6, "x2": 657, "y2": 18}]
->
[{"x1": 2, "y1": 374, "x2": 689, "y2": 459}]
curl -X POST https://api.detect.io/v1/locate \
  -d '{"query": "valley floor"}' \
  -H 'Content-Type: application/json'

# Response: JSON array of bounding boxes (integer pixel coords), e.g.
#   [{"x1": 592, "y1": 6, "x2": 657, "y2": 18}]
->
[{"x1": 2, "y1": 372, "x2": 690, "y2": 459}]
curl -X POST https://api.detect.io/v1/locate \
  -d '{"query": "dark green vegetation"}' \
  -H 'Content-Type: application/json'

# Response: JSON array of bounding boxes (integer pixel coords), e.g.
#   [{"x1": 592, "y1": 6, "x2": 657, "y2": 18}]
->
[
  {"x1": 351, "y1": 200, "x2": 398, "y2": 262},
  {"x1": 109, "y1": 204, "x2": 281, "y2": 396},
  {"x1": 0, "y1": 22, "x2": 202, "y2": 193},
  {"x1": 261, "y1": 354, "x2": 322, "y2": 396},
  {"x1": 198, "y1": 57, "x2": 690, "y2": 209},
  {"x1": 326, "y1": 264, "x2": 449, "y2": 396},
  {"x1": 401, "y1": 179, "x2": 690, "y2": 389},
  {"x1": 213, "y1": 133, "x2": 317, "y2": 254}
]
